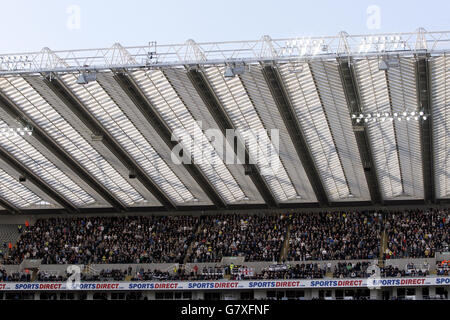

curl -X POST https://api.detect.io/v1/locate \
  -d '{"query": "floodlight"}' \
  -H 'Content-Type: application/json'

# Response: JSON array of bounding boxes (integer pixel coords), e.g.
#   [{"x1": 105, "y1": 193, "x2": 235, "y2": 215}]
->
[
  {"x1": 379, "y1": 59, "x2": 389, "y2": 70},
  {"x1": 77, "y1": 73, "x2": 97, "y2": 84},
  {"x1": 224, "y1": 65, "x2": 245, "y2": 78}
]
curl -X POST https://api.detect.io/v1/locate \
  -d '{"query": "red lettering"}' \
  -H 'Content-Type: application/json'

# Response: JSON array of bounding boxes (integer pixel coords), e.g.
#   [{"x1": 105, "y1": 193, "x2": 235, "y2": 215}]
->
[{"x1": 95, "y1": 283, "x2": 119, "y2": 290}]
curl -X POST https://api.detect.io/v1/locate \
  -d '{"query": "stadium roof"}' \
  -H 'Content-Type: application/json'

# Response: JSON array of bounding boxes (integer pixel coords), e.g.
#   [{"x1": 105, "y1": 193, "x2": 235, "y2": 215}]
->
[{"x1": 0, "y1": 28, "x2": 449, "y2": 214}]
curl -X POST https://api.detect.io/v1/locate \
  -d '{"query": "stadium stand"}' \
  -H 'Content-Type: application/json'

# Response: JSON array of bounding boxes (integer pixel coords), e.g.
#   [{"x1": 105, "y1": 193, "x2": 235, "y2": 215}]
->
[
  {"x1": 2, "y1": 209, "x2": 449, "y2": 266},
  {"x1": 384, "y1": 209, "x2": 449, "y2": 259},
  {"x1": 287, "y1": 212, "x2": 382, "y2": 261},
  {"x1": 5, "y1": 216, "x2": 197, "y2": 265},
  {"x1": 186, "y1": 214, "x2": 289, "y2": 263},
  {"x1": 1, "y1": 30, "x2": 450, "y2": 302},
  {"x1": 0, "y1": 209, "x2": 449, "y2": 301},
  {"x1": 0, "y1": 224, "x2": 22, "y2": 260}
]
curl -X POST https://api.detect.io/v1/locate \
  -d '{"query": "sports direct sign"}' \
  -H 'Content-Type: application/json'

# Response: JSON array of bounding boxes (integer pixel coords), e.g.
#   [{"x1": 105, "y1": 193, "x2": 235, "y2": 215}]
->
[{"x1": 0, "y1": 277, "x2": 449, "y2": 291}]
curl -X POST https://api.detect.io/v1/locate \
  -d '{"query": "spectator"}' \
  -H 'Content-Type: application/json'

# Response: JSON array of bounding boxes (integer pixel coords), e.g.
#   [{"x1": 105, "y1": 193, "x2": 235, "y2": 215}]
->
[
  {"x1": 384, "y1": 209, "x2": 449, "y2": 259},
  {"x1": 287, "y1": 211, "x2": 381, "y2": 261},
  {"x1": 187, "y1": 214, "x2": 288, "y2": 263}
]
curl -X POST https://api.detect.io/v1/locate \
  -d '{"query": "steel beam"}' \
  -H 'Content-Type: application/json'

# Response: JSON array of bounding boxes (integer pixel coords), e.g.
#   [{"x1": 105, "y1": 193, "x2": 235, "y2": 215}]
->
[
  {"x1": 187, "y1": 69, "x2": 278, "y2": 208},
  {"x1": 113, "y1": 72, "x2": 227, "y2": 208},
  {"x1": 42, "y1": 76, "x2": 176, "y2": 211},
  {"x1": 0, "y1": 87, "x2": 126, "y2": 212},
  {"x1": 261, "y1": 65, "x2": 329, "y2": 206},
  {"x1": 337, "y1": 59, "x2": 382, "y2": 205},
  {"x1": 0, "y1": 145, "x2": 78, "y2": 213},
  {"x1": 416, "y1": 55, "x2": 434, "y2": 204},
  {"x1": 0, "y1": 196, "x2": 20, "y2": 214}
]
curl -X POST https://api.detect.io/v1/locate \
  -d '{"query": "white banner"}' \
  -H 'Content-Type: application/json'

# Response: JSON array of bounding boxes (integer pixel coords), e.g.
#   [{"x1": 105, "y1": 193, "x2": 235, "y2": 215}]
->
[{"x1": 0, "y1": 277, "x2": 449, "y2": 291}]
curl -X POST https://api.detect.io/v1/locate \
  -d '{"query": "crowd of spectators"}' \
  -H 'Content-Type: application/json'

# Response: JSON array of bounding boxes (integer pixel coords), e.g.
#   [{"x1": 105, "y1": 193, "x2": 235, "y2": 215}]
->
[
  {"x1": 251, "y1": 263, "x2": 326, "y2": 280},
  {"x1": 384, "y1": 209, "x2": 449, "y2": 259},
  {"x1": 437, "y1": 261, "x2": 449, "y2": 276},
  {"x1": 5, "y1": 216, "x2": 197, "y2": 265},
  {"x1": 0, "y1": 268, "x2": 31, "y2": 282},
  {"x1": 186, "y1": 214, "x2": 289, "y2": 263},
  {"x1": 379, "y1": 264, "x2": 430, "y2": 278},
  {"x1": 333, "y1": 262, "x2": 372, "y2": 278},
  {"x1": 1, "y1": 209, "x2": 450, "y2": 266},
  {"x1": 287, "y1": 212, "x2": 382, "y2": 261},
  {"x1": 1, "y1": 258, "x2": 448, "y2": 282}
]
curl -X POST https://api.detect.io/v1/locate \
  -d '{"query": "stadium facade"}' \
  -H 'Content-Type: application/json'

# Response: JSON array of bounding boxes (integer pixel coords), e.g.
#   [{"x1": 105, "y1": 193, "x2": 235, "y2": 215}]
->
[{"x1": 0, "y1": 29, "x2": 449, "y2": 301}]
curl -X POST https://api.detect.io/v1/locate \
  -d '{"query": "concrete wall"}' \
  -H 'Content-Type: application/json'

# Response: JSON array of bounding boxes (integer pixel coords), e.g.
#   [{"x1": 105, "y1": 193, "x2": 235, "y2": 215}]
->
[
  {"x1": 2, "y1": 258, "x2": 427, "y2": 275},
  {"x1": 384, "y1": 258, "x2": 437, "y2": 271}
]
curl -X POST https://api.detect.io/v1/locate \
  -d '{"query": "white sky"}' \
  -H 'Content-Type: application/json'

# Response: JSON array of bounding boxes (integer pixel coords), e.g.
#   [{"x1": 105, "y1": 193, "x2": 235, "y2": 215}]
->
[{"x1": 1, "y1": 0, "x2": 450, "y2": 53}]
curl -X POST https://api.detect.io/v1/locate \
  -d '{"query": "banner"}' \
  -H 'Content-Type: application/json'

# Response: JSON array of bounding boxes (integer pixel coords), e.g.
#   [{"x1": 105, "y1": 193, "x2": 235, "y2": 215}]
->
[{"x1": 0, "y1": 277, "x2": 449, "y2": 291}]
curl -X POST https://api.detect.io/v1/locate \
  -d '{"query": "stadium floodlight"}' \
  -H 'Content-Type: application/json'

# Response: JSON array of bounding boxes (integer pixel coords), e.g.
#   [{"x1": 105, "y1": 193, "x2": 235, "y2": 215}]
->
[
  {"x1": 224, "y1": 66, "x2": 234, "y2": 78},
  {"x1": 379, "y1": 58, "x2": 399, "y2": 71},
  {"x1": 378, "y1": 59, "x2": 389, "y2": 70},
  {"x1": 378, "y1": 58, "x2": 400, "y2": 71},
  {"x1": 76, "y1": 73, "x2": 97, "y2": 84},
  {"x1": 224, "y1": 65, "x2": 245, "y2": 78}
]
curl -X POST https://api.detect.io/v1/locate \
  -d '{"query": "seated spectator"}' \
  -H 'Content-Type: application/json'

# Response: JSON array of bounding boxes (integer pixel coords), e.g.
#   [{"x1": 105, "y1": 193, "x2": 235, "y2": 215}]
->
[
  {"x1": 287, "y1": 211, "x2": 381, "y2": 261},
  {"x1": 384, "y1": 209, "x2": 449, "y2": 259},
  {"x1": 5, "y1": 216, "x2": 197, "y2": 265},
  {"x1": 186, "y1": 214, "x2": 289, "y2": 263},
  {"x1": 250, "y1": 263, "x2": 326, "y2": 280},
  {"x1": 333, "y1": 262, "x2": 371, "y2": 278}
]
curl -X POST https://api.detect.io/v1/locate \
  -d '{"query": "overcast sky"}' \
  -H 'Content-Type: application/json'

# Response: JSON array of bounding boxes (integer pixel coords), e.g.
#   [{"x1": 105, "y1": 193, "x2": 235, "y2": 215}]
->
[{"x1": 1, "y1": 0, "x2": 449, "y2": 53}]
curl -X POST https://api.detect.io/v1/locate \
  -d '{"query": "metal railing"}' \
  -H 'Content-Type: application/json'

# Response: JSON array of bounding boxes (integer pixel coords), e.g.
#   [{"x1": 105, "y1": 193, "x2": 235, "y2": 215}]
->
[{"x1": 1, "y1": 29, "x2": 450, "y2": 75}]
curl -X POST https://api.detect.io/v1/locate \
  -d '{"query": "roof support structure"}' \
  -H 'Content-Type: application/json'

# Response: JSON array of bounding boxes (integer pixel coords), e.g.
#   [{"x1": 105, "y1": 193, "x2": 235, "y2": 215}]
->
[
  {"x1": 0, "y1": 196, "x2": 20, "y2": 214},
  {"x1": 0, "y1": 88, "x2": 126, "y2": 213},
  {"x1": 337, "y1": 59, "x2": 382, "y2": 205},
  {"x1": 261, "y1": 65, "x2": 329, "y2": 206},
  {"x1": 2, "y1": 29, "x2": 450, "y2": 76},
  {"x1": 43, "y1": 76, "x2": 175, "y2": 211},
  {"x1": 187, "y1": 69, "x2": 278, "y2": 208},
  {"x1": 0, "y1": 144, "x2": 77, "y2": 213},
  {"x1": 416, "y1": 55, "x2": 435, "y2": 204},
  {"x1": 113, "y1": 72, "x2": 227, "y2": 209}
]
